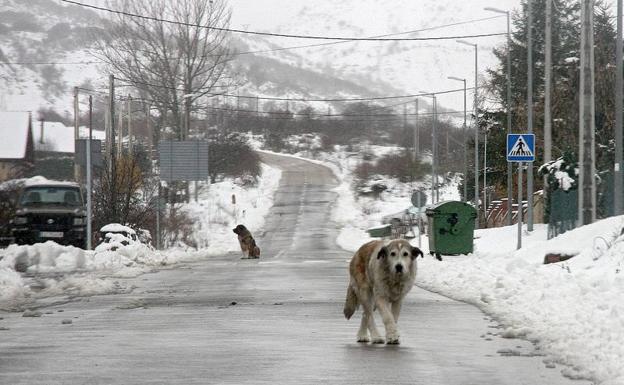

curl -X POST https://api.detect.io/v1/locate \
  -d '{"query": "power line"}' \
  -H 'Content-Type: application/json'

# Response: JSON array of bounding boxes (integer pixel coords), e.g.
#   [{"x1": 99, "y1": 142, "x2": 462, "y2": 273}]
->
[
  {"x1": 115, "y1": 76, "x2": 474, "y2": 102},
  {"x1": 230, "y1": 15, "x2": 505, "y2": 56},
  {"x1": 60, "y1": 0, "x2": 505, "y2": 41},
  {"x1": 0, "y1": 61, "x2": 100, "y2": 65}
]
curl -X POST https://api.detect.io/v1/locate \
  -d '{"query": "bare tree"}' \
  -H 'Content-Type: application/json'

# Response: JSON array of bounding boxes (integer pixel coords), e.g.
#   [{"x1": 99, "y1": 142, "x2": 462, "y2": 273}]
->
[{"x1": 94, "y1": 0, "x2": 233, "y2": 140}]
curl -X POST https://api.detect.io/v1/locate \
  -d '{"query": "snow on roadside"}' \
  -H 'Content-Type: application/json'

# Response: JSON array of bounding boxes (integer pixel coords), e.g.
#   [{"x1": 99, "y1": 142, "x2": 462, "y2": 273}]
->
[
  {"x1": 279, "y1": 141, "x2": 624, "y2": 384},
  {"x1": 417, "y1": 218, "x2": 624, "y2": 384},
  {"x1": 0, "y1": 164, "x2": 283, "y2": 310},
  {"x1": 182, "y1": 163, "x2": 282, "y2": 253}
]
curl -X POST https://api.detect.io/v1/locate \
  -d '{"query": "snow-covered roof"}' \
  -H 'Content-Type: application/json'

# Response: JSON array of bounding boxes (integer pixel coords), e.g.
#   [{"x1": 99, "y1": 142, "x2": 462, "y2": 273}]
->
[
  {"x1": 34, "y1": 122, "x2": 106, "y2": 153},
  {"x1": 100, "y1": 223, "x2": 136, "y2": 234},
  {"x1": 0, "y1": 111, "x2": 31, "y2": 159}
]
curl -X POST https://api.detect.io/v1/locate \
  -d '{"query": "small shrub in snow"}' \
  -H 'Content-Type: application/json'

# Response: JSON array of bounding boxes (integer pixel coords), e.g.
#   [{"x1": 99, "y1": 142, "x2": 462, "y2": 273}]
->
[{"x1": 538, "y1": 151, "x2": 578, "y2": 192}]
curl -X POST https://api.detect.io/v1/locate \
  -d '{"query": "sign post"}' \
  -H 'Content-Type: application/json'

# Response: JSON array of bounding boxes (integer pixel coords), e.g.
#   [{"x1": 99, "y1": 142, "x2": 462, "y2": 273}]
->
[
  {"x1": 411, "y1": 190, "x2": 427, "y2": 248},
  {"x1": 507, "y1": 134, "x2": 535, "y2": 250}
]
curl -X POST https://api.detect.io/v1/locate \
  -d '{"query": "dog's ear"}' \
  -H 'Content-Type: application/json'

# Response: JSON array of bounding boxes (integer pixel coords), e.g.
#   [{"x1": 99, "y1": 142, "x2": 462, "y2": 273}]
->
[
  {"x1": 377, "y1": 246, "x2": 388, "y2": 260},
  {"x1": 411, "y1": 246, "x2": 424, "y2": 259}
]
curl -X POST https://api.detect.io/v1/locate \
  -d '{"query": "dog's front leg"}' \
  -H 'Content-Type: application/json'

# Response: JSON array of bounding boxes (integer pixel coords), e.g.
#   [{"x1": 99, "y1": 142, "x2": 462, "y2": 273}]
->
[
  {"x1": 376, "y1": 297, "x2": 400, "y2": 344},
  {"x1": 359, "y1": 292, "x2": 383, "y2": 344},
  {"x1": 391, "y1": 301, "x2": 402, "y2": 323}
]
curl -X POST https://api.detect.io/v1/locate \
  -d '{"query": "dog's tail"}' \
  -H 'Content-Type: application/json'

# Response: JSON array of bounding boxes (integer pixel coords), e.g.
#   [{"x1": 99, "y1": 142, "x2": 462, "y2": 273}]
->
[{"x1": 343, "y1": 284, "x2": 359, "y2": 320}]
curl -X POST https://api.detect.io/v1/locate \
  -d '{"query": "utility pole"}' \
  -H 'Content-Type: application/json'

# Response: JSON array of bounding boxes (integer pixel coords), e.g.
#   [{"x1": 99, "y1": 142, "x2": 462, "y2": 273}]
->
[
  {"x1": 579, "y1": 0, "x2": 597, "y2": 225},
  {"x1": 419, "y1": 92, "x2": 437, "y2": 202},
  {"x1": 146, "y1": 103, "x2": 153, "y2": 168},
  {"x1": 484, "y1": 128, "x2": 488, "y2": 220},
  {"x1": 544, "y1": 0, "x2": 553, "y2": 217},
  {"x1": 485, "y1": 7, "x2": 513, "y2": 225},
  {"x1": 517, "y1": 163, "x2": 523, "y2": 249},
  {"x1": 434, "y1": 95, "x2": 439, "y2": 203},
  {"x1": 117, "y1": 96, "x2": 124, "y2": 156},
  {"x1": 527, "y1": 0, "x2": 535, "y2": 231},
  {"x1": 457, "y1": 40, "x2": 478, "y2": 226},
  {"x1": 39, "y1": 119, "x2": 44, "y2": 144},
  {"x1": 615, "y1": 0, "x2": 623, "y2": 215},
  {"x1": 73, "y1": 86, "x2": 80, "y2": 182},
  {"x1": 403, "y1": 103, "x2": 407, "y2": 146},
  {"x1": 474, "y1": 47, "x2": 479, "y2": 222},
  {"x1": 127, "y1": 95, "x2": 133, "y2": 156},
  {"x1": 448, "y1": 76, "x2": 468, "y2": 202},
  {"x1": 109, "y1": 75, "x2": 117, "y2": 221},
  {"x1": 86, "y1": 95, "x2": 93, "y2": 250},
  {"x1": 414, "y1": 98, "x2": 419, "y2": 161}
]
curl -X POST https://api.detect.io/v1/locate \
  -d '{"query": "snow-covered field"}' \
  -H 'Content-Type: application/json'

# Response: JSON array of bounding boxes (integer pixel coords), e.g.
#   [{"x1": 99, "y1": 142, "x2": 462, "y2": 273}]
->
[{"x1": 0, "y1": 164, "x2": 282, "y2": 311}]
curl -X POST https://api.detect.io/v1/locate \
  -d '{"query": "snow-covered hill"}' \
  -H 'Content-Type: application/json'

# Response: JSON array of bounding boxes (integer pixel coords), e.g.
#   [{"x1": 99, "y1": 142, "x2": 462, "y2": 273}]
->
[
  {"x1": 1, "y1": 0, "x2": 410, "y2": 116},
  {"x1": 230, "y1": 0, "x2": 523, "y2": 112},
  {"x1": 1, "y1": 0, "x2": 529, "y2": 118},
  {"x1": 0, "y1": 0, "x2": 104, "y2": 113}
]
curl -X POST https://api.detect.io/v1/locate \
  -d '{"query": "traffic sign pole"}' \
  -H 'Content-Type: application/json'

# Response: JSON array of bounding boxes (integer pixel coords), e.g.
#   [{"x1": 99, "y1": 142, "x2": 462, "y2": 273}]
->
[
  {"x1": 417, "y1": 193, "x2": 422, "y2": 248},
  {"x1": 517, "y1": 163, "x2": 523, "y2": 250},
  {"x1": 507, "y1": 134, "x2": 534, "y2": 250}
]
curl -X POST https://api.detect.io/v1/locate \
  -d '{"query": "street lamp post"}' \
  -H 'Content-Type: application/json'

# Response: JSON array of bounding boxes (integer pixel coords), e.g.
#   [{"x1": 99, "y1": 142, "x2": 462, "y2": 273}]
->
[
  {"x1": 448, "y1": 76, "x2": 468, "y2": 203},
  {"x1": 527, "y1": 0, "x2": 535, "y2": 231},
  {"x1": 616, "y1": 0, "x2": 623, "y2": 215},
  {"x1": 457, "y1": 40, "x2": 479, "y2": 227},
  {"x1": 485, "y1": 7, "x2": 513, "y2": 225},
  {"x1": 420, "y1": 91, "x2": 438, "y2": 203}
]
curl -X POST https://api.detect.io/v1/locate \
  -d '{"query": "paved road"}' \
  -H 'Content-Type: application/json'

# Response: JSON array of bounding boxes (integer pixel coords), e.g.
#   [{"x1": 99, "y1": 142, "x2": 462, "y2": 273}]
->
[{"x1": 0, "y1": 153, "x2": 587, "y2": 385}]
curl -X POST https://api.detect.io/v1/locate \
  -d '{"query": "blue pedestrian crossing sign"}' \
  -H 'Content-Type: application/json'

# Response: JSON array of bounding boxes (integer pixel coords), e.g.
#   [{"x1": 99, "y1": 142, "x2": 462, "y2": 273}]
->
[{"x1": 506, "y1": 134, "x2": 535, "y2": 162}]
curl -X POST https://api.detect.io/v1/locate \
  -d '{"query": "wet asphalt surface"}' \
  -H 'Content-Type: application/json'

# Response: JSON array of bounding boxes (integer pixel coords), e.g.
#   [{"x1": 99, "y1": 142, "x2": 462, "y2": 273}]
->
[{"x1": 0, "y1": 152, "x2": 589, "y2": 385}]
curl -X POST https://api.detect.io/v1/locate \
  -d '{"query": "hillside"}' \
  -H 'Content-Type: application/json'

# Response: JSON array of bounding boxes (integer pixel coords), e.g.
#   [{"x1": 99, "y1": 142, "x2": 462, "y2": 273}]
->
[
  {"x1": 230, "y1": 0, "x2": 523, "y2": 112},
  {"x1": 0, "y1": 0, "x2": 403, "y2": 117}
]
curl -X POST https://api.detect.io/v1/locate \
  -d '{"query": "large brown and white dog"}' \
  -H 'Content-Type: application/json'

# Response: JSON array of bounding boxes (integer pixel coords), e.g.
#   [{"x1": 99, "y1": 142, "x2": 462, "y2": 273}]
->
[
  {"x1": 233, "y1": 224, "x2": 260, "y2": 259},
  {"x1": 343, "y1": 239, "x2": 423, "y2": 344}
]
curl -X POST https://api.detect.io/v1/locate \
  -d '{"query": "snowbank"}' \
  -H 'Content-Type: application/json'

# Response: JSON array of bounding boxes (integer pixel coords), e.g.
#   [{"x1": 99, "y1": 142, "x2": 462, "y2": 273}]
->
[
  {"x1": 0, "y1": 241, "x2": 149, "y2": 309},
  {"x1": 417, "y1": 218, "x2": 624, "y2": 384},
  {"x1": 181, "y1": 163, "x2": 282, "y2": 253},
  {"x1": 0, "y1": 164, "x2": 283, "y2": 310},
  {"x1": 294, "y1": 143, "x2": 623, "y2": 384}
]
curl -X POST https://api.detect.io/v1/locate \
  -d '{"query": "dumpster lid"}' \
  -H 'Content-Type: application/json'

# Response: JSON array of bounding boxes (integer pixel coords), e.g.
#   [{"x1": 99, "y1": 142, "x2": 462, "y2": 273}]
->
[{"x1": 425, "y1": 200, "x2": 477, "y2": 215}]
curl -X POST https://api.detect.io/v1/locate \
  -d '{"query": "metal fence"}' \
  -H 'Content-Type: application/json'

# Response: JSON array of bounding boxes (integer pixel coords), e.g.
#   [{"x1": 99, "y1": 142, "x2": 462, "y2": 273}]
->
[{"x1": 548, "y1": 171, "x2": 621, "y2": 239}]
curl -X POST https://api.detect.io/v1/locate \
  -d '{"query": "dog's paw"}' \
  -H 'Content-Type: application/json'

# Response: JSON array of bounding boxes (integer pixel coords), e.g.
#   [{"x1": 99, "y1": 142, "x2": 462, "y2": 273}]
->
[
  {"x1": 371, "y1": 337, "x2": 385, "y2": 344},
  {"x1": 357, "y1": 335, "x2": 370, "y2": 343},
  {"x1": 385, "y1": 332, "x2": 400, "y2": 345}
]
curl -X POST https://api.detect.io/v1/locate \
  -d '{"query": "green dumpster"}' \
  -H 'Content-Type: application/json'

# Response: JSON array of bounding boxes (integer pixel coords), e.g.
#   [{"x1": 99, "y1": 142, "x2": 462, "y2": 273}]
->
[{"x1": 425, "y1": 201, "x2": 477, "y2": 260}]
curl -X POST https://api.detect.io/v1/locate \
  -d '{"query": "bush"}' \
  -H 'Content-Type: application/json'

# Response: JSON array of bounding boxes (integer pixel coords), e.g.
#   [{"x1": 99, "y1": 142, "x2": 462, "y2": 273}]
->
[
  {"x1": 0, "y1": 180, "x2": 24, "y2": 236},
  {"x1": 354, "y1": 151, "x2": 427, "y2": 196},
  {"x1": 355, "y1": 151, "x2": 426, "y2": 183},
  {"x1": 209, "y1": 133, "x2": 261, "y2": 183}
]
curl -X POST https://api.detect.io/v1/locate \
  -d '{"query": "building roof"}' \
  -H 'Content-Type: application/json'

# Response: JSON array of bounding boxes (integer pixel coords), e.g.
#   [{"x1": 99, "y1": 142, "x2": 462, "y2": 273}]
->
[
  {"x1": 35, "y1": 122, "x2": 106, "y2": 153},
  {"x1": 0, "y1": 111, "x2": 31, "y2": 160}
]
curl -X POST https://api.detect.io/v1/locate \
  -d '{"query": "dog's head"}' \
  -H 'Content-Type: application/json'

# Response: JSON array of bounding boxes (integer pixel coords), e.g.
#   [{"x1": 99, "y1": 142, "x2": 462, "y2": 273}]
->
[
  {"x1": 233, "y1": 224, "x2": 247, "y2": 235},
  {"x1": 377, "y1": 239, "x2": 423, "y2": 276}
]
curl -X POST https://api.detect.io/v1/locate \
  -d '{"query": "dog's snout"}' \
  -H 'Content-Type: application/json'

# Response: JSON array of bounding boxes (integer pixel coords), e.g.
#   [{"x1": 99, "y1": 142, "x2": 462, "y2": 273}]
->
[{"x1": 395, "y1": 264, "x2": 403, "y2": 273}]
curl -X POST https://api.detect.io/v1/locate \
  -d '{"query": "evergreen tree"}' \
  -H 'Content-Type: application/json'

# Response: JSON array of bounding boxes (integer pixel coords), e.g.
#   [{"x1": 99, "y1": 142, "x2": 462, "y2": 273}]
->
[{"x1": 481, "y1": 0, "x2": 616, "y2": 205}]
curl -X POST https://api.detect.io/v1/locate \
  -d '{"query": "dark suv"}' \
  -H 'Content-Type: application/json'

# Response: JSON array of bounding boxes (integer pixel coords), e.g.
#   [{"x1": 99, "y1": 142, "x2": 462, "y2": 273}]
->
[{"x1": 11, "y1": 182, "x2": 87, "y2": 248}]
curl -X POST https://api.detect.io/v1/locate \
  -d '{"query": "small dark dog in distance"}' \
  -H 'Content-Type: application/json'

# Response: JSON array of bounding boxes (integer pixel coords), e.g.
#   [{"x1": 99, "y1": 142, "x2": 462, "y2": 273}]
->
[{"x1": 233, "y1": 224, "x2": 260, "y2": 259}]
